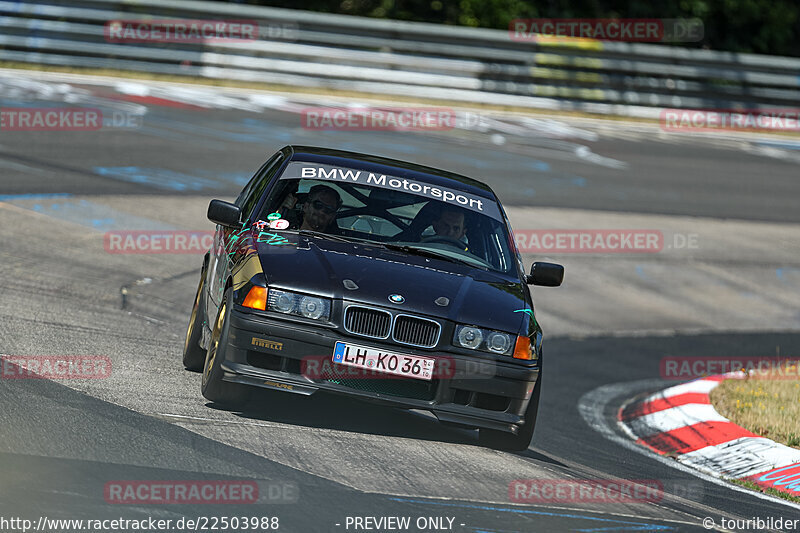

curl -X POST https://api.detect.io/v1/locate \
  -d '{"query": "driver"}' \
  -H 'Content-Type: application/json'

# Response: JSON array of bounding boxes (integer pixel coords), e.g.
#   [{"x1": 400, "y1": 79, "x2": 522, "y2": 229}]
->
[
  {"x1": 299, "y1": 184, "x2": 342, "y2": 233},
  {"x1": 432, "y1": 205, "x2": 467, "y2": 243}
]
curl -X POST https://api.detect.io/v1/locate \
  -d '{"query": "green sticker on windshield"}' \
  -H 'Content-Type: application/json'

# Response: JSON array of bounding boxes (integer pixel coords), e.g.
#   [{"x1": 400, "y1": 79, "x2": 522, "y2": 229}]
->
[{"x1": 267, "y1": 212, "x2": 281, "y2": 221}]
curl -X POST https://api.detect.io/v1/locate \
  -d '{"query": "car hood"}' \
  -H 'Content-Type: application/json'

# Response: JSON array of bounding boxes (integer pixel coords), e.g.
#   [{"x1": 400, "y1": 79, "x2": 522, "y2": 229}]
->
[{"x1": 257, "y1": 236, "x2": 528, "y2": 333}]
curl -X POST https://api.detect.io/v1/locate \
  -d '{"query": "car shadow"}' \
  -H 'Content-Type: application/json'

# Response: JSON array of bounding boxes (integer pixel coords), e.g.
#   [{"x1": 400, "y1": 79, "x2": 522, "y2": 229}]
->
[
  {"x1": 205, "y1": 387, "x2": 566, "y2": 466},
  {"x1": 206, "y1": 388, "x2": 475, "y2": 444}
]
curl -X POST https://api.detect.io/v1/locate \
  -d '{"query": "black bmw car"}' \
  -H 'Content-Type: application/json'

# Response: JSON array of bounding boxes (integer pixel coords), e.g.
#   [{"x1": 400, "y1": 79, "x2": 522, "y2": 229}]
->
[{"x1": 183, "y1": 145, "x2": 563, "y2": 451}]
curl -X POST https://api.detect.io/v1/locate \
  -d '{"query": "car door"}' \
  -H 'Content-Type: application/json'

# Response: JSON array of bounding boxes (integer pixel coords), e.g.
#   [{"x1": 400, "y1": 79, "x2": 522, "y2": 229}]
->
[{"x1": 205, "y1": 152, "x2": 285, "y2": 321}]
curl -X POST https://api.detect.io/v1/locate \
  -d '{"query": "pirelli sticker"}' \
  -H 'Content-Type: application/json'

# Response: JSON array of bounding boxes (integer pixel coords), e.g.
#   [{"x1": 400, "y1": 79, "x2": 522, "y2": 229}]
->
[
  {"x1": 251, "y1": 337, "x2": 283, "y2": 351},
  {"x1": 280, "y1": 162, "x2": 501, "y2": 221}
]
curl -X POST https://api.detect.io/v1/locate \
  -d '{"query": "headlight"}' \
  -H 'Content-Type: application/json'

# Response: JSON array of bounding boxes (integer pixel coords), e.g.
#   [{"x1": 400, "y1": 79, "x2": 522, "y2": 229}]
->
[
  {"x1": 267, "y1": 288, "x2": 330, "y2": 321},
  {"x1": 272, "y1": 291, "x2": 294, "y2": 313},
  {"x1": 456, "y1": 326, "x2": 483, "y2": 349},
  {"x1": 299, "y1": 296, "x2": 325, "y2": 319},
  {"x1": 453, "y1": 325, "x2": 513, "y2": 355},
  {"x1": 486, "y1": 331, "x2": 512, "y2": 353}
]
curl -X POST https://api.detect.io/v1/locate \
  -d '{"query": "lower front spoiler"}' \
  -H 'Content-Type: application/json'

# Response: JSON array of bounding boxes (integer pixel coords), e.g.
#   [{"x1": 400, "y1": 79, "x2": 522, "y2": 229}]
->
[
  {"x1": 220, "y1": 362, "x2": 531, "y2": 434},
  {"x1": 219, "y1": 308, "x2": 540, "y2": 434}
]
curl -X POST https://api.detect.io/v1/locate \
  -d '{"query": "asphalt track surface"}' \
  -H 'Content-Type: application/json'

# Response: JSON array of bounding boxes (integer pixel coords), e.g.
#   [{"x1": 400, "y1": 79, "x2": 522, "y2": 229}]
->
[{"x1": 1, "y1": 71, "x2": 800, "y2": 532}]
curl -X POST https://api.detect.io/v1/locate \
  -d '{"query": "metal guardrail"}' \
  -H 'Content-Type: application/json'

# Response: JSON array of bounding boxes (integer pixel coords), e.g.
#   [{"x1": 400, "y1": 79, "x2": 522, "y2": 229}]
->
[{"x1": 2, "y1": 0, "x2": 799, "y2": 117}]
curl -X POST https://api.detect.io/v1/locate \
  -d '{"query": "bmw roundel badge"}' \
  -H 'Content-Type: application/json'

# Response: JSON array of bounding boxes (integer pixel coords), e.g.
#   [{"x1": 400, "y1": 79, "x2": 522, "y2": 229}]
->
[{"x1": 388, "y1": 294, "x2": 405, "y2": 304}]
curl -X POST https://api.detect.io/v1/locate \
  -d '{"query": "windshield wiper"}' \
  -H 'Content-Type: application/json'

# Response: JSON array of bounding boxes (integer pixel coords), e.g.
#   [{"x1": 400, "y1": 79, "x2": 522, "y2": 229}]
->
[{"x1": 382, "y1": 243, "x2": 484, "y2": 269}]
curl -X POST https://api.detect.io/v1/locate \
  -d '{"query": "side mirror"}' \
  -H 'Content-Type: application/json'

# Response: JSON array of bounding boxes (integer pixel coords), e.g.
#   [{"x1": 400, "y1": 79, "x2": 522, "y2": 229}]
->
[
  {"x1": 207, "y1": 200, "x2": 241, "y2": 228},
  {"x1": 526, "y1": 262, "x2": 564, "y2": 287}
]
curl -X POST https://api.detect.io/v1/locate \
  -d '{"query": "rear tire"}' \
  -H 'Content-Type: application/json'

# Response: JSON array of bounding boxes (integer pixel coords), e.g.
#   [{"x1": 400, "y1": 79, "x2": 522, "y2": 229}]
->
[
  {"x1": 201, "y1": 288, "x2": 251, "y2": 408},
  {"x1": 182, "y1": 266, "x2": 207, "y2": 371},
  {"x1": 479, "y1": 374, "x2": 541, "y2": 452}
]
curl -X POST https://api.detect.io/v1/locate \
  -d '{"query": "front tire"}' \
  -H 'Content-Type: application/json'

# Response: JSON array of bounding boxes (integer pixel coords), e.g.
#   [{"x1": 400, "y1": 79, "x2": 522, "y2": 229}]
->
[
  {"x1": 201, "y1": 288, "x2": 251, "y2": 408},
  {"x1": 479, "y1": 374, "x2": 541, "y2": 452},
  {"x1": 182, "y1": 266, "x2": 207, "y2": 371}
]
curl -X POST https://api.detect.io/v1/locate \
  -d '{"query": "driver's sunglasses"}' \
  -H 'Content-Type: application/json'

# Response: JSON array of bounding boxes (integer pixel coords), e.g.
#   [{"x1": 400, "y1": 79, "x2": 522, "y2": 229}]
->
[{"x1": 311, "y1": 199, "x2": 338, "y2": 214}]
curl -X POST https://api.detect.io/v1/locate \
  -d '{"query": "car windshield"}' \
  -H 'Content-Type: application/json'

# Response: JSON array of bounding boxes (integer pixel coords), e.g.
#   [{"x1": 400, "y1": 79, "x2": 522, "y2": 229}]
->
[{"x1": 253, "y1": 162, "x2": 517, "y2": 274}]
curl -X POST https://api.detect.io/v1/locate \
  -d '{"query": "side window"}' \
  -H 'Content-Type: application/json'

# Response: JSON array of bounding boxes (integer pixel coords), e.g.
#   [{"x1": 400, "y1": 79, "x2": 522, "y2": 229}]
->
[
  {"x1": 235, "y1": 180, "x2": 254, "y2": 208},
  {"x1": 236, "y1": 160, "x2": 271, "y2": 208},
  {"x1": 240, "y1": 154, "x2": 284, "y2": 222}
]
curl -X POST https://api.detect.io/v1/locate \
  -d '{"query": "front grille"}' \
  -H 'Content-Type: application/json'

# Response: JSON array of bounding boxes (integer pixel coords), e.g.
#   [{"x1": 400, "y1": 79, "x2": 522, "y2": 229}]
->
[
  {"x1": 343, "y1": 305, "x2": 442, "y2": 348},
  {"x1": 393, "y1": 315, "x2": 440, "y2": 348},
  {"x1": 344, "y1": 306, "x2": 391, "y2": 338}
]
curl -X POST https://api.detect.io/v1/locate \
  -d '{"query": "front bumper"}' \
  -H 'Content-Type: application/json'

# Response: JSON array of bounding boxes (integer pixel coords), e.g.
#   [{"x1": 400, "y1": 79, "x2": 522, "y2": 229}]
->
[{"x1": 221, "y1": 307, "x2": 540, "y2": 433}]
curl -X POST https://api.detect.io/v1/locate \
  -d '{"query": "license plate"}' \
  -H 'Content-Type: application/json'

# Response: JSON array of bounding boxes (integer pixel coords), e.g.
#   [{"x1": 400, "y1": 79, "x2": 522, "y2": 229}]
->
[{"x1": 332, "y1": 342, "x2": 435, "y2": 381}]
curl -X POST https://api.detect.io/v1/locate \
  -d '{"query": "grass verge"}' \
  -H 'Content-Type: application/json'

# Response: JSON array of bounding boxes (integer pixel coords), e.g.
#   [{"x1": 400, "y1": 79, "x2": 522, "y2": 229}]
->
[
  {"x1": 730, "y1": 479, "x2": 800, "y2": 504},
  {"x1": 710, "y1": 374, "x2": 800, "y2": 448}
]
